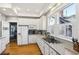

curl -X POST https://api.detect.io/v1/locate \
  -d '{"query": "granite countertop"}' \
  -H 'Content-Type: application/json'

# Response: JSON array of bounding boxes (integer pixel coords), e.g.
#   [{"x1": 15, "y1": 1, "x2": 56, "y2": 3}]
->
[{"x1": 42, "y1": 36, "x2": 79, "y2": 55}]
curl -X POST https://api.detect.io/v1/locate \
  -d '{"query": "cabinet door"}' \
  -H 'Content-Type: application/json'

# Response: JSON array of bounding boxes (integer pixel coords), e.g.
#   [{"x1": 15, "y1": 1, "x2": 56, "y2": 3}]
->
[
  {"x1": 0, "y1": 40, "x2": 2, "y2": 54},
  {"x1": 17, "y1": 26, "x2": 22, "y2": 45},
  {"x1": 21, "y1": 26, "x2": 28, "y2": 44},
  {"x1": 49, "y1": 48, "x2": 54, "y2": 55},
  {"x1": 29, "y1": 35, "x2": 36, "y2": 44},
  {"x1": 2, "y1": 21, "x2": 9, "y2": 44},
  {"x1": 0, "y1": 38, "x2": 6, "y2": 54},
  {"x1": 36, "y1": 39, "x2": 45, "y2": 55},
  {"x1": 17, "y1": 26, "x2": 28, "y2": 45},
  {"x1": 53, "y1": 50, "x2": 58, "y2": 55},
  {"x1": 44, "y1": 43, "x2": 50, "y2": 55},
  {"x1": 50, "y1": 48, "x2": 59, "y2": 55},
  {"x1": 39, "y1": 40, "x2": 45, "y2": 55}
]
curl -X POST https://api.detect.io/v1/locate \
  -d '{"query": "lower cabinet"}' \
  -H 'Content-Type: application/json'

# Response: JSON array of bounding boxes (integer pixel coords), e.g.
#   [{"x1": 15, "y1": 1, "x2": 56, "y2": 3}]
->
[
  {"x1": 0, "y1": 37, "x2": 7, "y2": 54},
  {"x1": 0, "y1": 40, "x2": 2, "y2": 54},
  {"x1": 37, "y1": 39, "x2": 45, "y2": 55},
  {"x1": 0, "y1": 37, "x2": 9, "y2": 54},
  {"x1": 40, "y1": 41, "x2": 45, "y2": 54},
  {"x1": 1, "y1": 39, "x2": 6, "y2": 53},
  {"x1": 37, "y1": 39, "x2": 60, "y2": 55},
  {"x1": 44, "y1": 43, "x2": 50, "y2": 55},
  {"x1": 29, "y1": 35, "x2": 38, "y2": 44},
  {"x1": 49, "y1": 48, "x2": 54, "y2": 55},
  {"x1": 49, "y1": 48, "x2": 59, "y2": 55}
]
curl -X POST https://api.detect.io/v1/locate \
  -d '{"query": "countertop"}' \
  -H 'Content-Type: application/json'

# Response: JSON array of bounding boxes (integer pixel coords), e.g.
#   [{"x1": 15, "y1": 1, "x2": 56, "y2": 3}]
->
[{"x1": 42, "y1": 36, "x2": 79, "y2": 55}]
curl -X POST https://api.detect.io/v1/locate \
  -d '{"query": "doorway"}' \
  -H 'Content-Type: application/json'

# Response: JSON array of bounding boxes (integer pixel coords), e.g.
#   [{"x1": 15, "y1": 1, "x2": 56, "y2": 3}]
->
[{"x1": 10, "y1": 22, "x2": 17, "y2": 43}]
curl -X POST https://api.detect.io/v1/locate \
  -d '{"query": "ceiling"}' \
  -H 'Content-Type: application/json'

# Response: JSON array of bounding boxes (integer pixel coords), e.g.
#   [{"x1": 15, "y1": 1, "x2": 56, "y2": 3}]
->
[{"x1": 0, "y1": 3, "x2": 55, "y2": 17}]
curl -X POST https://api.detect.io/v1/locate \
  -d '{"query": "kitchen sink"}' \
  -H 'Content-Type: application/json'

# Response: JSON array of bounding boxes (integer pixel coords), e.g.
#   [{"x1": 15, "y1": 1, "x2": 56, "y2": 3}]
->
[
  {"x1": 52, "y1": 39, "x2": 62, "y2": 43},
  {"x1": 43, "y1": 38, "x2": 62, "y2": 44}
]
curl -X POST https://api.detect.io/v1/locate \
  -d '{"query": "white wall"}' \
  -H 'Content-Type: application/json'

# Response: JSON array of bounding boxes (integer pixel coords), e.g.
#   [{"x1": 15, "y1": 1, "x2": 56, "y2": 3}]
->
[
  {"x1": 0, "y1": 13, "x2": 9, "y2": 38},
  {"x1": 0, "y1": 13, "x2": 9, "y2": 44}
]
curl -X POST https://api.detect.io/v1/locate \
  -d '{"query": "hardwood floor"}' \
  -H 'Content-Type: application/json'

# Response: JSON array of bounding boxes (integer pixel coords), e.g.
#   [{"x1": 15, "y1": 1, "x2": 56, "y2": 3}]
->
[{"x1": 3, "y1": 42, "x2": 42, "y2": 55}]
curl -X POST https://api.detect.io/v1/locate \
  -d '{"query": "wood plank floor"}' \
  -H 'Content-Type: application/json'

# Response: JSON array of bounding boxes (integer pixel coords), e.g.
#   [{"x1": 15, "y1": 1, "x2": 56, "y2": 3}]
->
[{"x1": 3, "y1": 42, "x2": 42, "y2": 55}]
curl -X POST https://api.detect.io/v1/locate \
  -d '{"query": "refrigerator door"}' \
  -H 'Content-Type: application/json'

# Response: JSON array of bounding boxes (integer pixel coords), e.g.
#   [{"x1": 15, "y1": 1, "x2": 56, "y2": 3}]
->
[{"x1": 17, "y1": 25, "x2": 28, "y2": 45}]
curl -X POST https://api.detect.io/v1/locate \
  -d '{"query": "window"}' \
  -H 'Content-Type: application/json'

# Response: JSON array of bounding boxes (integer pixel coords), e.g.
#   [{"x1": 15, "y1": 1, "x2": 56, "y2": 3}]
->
[
  {"x1": 66, "y1": 25, "x2": 72, "y2": 37},
  {"x1": 48, "y1": 16, "x2": 55, "y2": 26},
  {"x1": 63, "y1": 4, "x2": 76, "y2": 17}
]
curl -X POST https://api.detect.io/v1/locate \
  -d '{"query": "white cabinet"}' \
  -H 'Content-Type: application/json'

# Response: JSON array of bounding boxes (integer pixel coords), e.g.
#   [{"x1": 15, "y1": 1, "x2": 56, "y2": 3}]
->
[
  {"x1": 49, "y1": 48, "x2": 54, "y2": 55},
  {"x1": 0, "y1": 20, "x2": 9, "y2": 45},
  {"x1": 36, "y1": 39, "x2": 61, "y2": 55},
  {"x1": 29, "y1": 35, "x2": 36, "y2": 44},
  {"x1": 0, "y1": 37, "x2": 7, "y2": 54},
  {"x1": 1, "y1": 38, "x2": 6, "y2": 52},
  {"x1": 0, "y1": 39, "x2": 2, "y2": 54},
  {"x1": 29, "y1": 35, "x2": 43, "y2": 44},
  {"x1": 0, "y1": 13, "x2": 9, "y2": 54},
  {"x1": 44, "y1": 43, "x2": 50, "y2": 55},
  {"x1": 17, "y1": 26, "x2": 22, "y2": 45},
  {"x1": 39, "y1": 39, "x2": 45, "y2": 54},
  {"x1": 2, "y1": 21, "x2": 9, "y2": 44},
  {"x1": 36, "y1": 39, "x2": 45, "y2": 54},
  {"x1": 17, "y1": 25, "x2": 28, "y2": 45},
  {"x1": 40, "y1": 15, "x2": 47, "y2": 30},
  {"x1": 49, "y1": 48, "x2": 59, "y2": 55}
]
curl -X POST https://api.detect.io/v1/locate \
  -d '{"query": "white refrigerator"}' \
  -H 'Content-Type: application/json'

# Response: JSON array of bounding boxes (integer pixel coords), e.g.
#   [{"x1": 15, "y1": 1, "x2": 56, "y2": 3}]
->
[{"x1": 17, "y1": 25, "x2": 28, "y2": 45}]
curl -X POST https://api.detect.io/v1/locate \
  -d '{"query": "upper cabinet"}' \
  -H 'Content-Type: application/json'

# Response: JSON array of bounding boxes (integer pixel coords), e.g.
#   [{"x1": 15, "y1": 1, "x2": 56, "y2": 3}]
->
[
  {"x1": 0, "y1": 13, "x2": 9, "y2": 37},
  {"x1": 40, "y1": 15, "x2": 47, "y2": 30}
]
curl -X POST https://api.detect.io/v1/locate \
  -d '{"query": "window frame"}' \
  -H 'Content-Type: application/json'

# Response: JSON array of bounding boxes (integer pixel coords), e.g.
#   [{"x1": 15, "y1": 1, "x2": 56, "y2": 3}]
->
[
  {"x1": 62, "y1": 4, "x2": 76, "y2": 17},
  {"x1": 48, "y1": 16, "x2": 56, "y2": 26}
]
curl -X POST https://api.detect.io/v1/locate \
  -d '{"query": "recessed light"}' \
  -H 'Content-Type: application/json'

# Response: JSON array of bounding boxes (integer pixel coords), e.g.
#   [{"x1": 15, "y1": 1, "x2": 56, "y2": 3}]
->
[
  {"x1": 13, "y1": 8, "x2": 18, "y2": 14},
  {"x1": 14, "y1": 7, "x2": 21, "y2": 11}
]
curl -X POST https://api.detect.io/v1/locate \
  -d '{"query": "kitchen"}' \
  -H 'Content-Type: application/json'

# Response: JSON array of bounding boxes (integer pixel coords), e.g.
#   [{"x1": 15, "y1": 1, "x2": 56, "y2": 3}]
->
[{"x1": 0, "y1": 3, "x2": 79, "y2": 55}]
